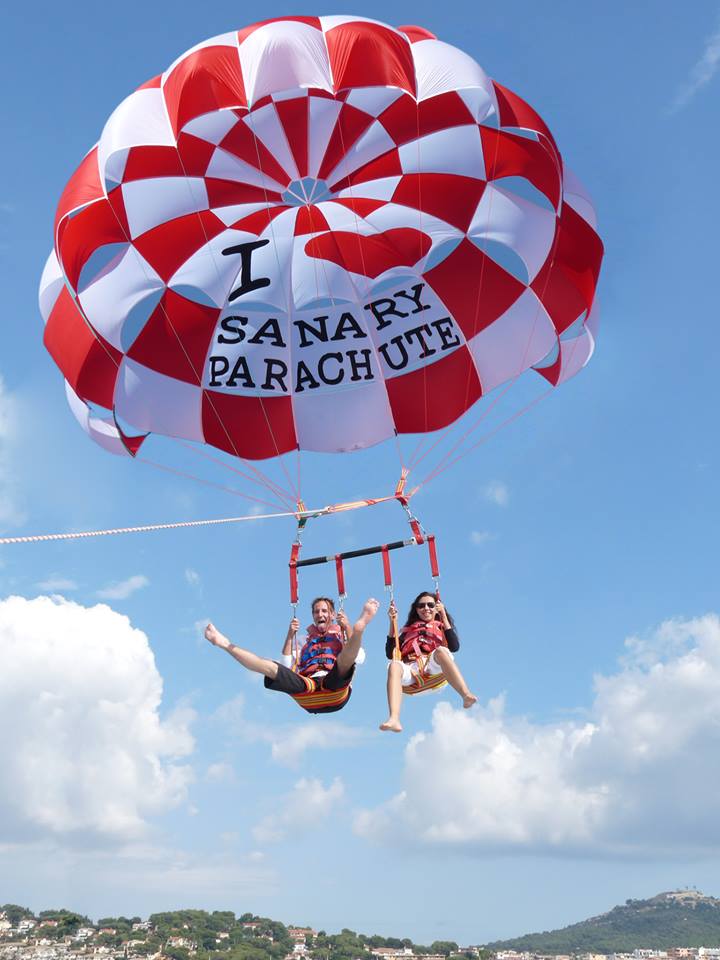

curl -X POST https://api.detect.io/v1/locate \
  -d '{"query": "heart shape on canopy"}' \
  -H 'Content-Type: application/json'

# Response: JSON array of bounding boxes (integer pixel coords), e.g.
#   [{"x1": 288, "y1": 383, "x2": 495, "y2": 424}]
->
[{"x1": 304, "y1": 228, "x2": 432, "y2": 279}]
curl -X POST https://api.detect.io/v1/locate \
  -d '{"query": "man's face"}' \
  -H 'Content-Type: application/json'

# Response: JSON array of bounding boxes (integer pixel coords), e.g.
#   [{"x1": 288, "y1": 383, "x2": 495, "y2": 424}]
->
[{"x1": 312, "y1": 601, "x2": 334, "y2": 633}]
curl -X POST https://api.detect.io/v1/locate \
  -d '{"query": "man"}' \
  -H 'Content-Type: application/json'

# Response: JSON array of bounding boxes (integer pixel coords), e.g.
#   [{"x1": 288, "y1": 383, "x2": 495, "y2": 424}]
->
[{"x1": 205, "y1": 595, "x2": 378, "y2": 714}]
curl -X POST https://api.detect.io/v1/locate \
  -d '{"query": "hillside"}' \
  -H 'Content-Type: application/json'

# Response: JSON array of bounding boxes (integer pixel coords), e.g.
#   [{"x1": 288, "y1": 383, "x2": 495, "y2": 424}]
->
[{"x1": 487, "y1": 891, "x2": 720, "y2": 953}]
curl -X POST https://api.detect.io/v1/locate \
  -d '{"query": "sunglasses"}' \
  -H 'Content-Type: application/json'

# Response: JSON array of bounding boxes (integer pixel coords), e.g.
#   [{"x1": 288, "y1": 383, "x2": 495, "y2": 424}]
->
[{"x1": 416, "y1": 601, "x2": 436, "y2": 609}]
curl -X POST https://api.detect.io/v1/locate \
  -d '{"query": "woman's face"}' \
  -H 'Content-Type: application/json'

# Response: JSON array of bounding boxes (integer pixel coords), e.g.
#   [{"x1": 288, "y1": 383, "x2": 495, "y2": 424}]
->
[{"x1": 415, "y1": 594, "x2": 436, "y2": 622}]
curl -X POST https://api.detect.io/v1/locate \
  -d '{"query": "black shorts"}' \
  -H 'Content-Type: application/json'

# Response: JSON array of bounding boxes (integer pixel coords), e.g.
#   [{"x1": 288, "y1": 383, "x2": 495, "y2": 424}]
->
[{"x1": 264, "y1": 661, "x2": 356, "y2": 714}]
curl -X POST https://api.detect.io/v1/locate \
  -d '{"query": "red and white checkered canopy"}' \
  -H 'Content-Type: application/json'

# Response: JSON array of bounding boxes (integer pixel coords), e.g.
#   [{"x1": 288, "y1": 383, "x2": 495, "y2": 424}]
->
[{"x1": 39, "y1": 16, "x2": 603, "y2": 460}]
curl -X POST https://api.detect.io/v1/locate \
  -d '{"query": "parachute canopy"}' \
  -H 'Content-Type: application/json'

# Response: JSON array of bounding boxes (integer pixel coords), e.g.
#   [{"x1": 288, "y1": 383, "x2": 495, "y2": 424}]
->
[{"x1": 40, "y1": 16, "x2": 603, "y2": 461}]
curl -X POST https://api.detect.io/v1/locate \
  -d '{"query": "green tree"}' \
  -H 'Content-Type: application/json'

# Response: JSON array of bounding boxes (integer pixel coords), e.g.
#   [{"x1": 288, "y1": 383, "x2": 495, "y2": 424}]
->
[
  {"x1": 429, "y1": 943, "x2": 459, "y2": 956},
  {"x1": 165, "y1": 948, "x2": 191, "y2": 960},
  {"x1": 1, "y1": 906, "x2": 34, "y2": 925}
]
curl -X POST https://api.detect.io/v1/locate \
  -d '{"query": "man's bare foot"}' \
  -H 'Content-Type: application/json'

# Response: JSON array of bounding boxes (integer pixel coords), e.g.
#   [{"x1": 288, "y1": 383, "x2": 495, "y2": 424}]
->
[
  {"x1": 380, "y1": 719, "x2": 402, "y2": 733},
  {"x1": 359, "y1": 597, "x2": 380, "y2": 626},
  {"x1": 205, "y1": 622, "x2": 231, "y2": 650},
  {"x1": 463, "y1": 693, "x2": 478, "y2": 709}
]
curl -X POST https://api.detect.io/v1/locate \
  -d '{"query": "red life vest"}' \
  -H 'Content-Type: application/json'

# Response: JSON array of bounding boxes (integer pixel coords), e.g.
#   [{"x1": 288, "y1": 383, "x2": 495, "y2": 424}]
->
[
  {"x1": 296, "y1": 623, "x2": 344, "y2": 677},
  {"x1": 399, "y1": 619, "x2": 446, "y2": 662}
]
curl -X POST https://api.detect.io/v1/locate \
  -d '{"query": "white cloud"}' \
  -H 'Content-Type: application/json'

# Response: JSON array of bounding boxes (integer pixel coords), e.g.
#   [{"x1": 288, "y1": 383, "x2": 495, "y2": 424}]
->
[
  {"x1": 185, "y1": 568, "x2": 201, "y2": 586},
  {"x1": 253, "y1": 777, "x2": 344, "y2": 844},
  {"x1": 36, "y1": 576, "x2": 79, "y2": 592},
  {"x1": 355, "y1": 615, "x2": 720, "y2": 858},
  {"x1": 213, "y1": 694, "x2": 246, "y2": 726},
  {"x1": 0, "y1": 595, "x2": 195, "y2": 845},
  {"x1": 0, "y1": 376, "x2": 25, "y2": 530},
  {"x1": 671, "y1": 17, "x2": 720, "y2": 111},
  {"x1": 212, "y1": 695, "x2": 368, "y2": 767},
  {"x1": 470, "y1": 530, "x2": 495, "y2": 546},
  {"x1": 481, "y1": 481, "x2": 509, "y2": 507},
  {"x1": 0, "y1": 839, "x2": 278, "y2": 910},
  {"x1": 269, "y1": 723, "x2": 366, "y2": 767},
  {"x1": 97, "y1": 574, "x2": 149, "y2": 600},
  {"x1": 205, "y1": 762, "x2": 234, "y2": 783}
]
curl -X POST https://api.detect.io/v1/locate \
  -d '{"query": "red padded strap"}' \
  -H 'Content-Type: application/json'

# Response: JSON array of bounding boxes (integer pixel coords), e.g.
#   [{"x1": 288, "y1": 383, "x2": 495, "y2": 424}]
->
[
  {"x1": 427, "y1": 534, "x2": 440, "y2": 579},
  {"x1": 381, "y1": 544, "x2": 392, "y2": 587},
  {"x1": 409, "y1": 518, "x2": 424, "y2": 545},
  {"x1": 335, "y1": 554, "x2": 346, "y2": 597},
  {"x1": 289, "y1": 542, "x2": 300, "y2": 604}
]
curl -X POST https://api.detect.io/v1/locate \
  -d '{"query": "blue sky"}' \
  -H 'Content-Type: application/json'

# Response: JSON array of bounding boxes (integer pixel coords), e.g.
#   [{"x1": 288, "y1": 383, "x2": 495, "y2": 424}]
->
[{"x1": 2, "y1": 0, "x2": 720, "y2": 945}]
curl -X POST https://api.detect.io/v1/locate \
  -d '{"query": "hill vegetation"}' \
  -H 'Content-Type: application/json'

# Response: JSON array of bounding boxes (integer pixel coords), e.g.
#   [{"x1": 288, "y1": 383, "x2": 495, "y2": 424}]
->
[
  {"x1": 5, "y1": 892, "x2": 720, "y2": 956},
  {"x1": 0, "y1": 906, "x2": 480, "y2": 960},
  {"x1": 487, "y1": 892, "x2": 720, "y2": 953}
]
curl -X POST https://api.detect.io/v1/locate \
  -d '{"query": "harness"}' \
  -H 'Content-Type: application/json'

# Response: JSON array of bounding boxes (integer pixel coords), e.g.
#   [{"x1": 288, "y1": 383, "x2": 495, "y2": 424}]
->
[
  {"x1": 290, "y1": 674, "x2": 352, "y2": 713},
  {"x1": 397, "y1": 619, "x2": 449, "y2": 697},
  {"x1": 292, "y1": 624, "x2": 350, "y2": 713},
  {"x1": 399, "y1": 619, "x2": 446, "y2": 662},
  {"x1": 296, "y1": 623, "x2": 344, "y2": 677}
]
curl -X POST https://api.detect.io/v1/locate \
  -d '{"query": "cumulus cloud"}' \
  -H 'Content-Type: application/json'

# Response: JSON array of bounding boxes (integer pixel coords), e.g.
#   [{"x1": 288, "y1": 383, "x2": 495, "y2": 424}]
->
[
  {"x1": 0, "y1": 595, "x2": 195, "y2": 845},
  {"x1": 97, "y1": 574, "x2": 149, "y2": 600},
  {"x1": 355, "y1": 615, "x2": 720, "y2": 858},
  {"x1": 481, "y1": 481, "x2": 509, "y2": 507},
  {"x1": 0, "y1": 376, "x2": 25, "y2": 529},
  {"x1": 212, "y1": 695, "x2": 367, "y2": 767},
  {"x1": 253, "y1": 777, "x2": 344, "y2": 844},
  {"x1": 671, "y1": 16, "x2": 720, "y2": 111}
]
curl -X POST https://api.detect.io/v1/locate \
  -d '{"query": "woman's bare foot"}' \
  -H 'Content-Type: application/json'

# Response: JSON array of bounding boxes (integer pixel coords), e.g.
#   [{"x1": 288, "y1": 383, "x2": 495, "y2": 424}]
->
[
  {"x1": 463, "y1": 693, "x2": 478, "y2": 709},
  {"x1": 205, "y1": 622, "x2": 230, "y2": 650},
  {"x1": 380, "y1": 719, "x2": 403, "y2": 733}
]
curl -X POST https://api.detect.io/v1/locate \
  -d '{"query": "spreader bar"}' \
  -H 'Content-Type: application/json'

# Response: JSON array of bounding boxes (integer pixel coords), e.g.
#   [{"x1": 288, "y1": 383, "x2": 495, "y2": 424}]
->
[{"x1": 295, "y1": 538, "x2": 415, "y2": 568}]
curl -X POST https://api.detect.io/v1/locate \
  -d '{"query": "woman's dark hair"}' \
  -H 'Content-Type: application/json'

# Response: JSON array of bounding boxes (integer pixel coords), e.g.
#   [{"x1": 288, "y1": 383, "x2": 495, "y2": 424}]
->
[{"x1": 403, "y1": 591, "x2": 454, "y2": 629}]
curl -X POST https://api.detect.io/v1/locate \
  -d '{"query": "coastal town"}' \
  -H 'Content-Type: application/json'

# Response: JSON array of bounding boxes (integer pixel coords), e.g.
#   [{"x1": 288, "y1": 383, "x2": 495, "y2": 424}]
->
[{"x1": 2, "y1": 910, "x2": 720, "y2": 960}]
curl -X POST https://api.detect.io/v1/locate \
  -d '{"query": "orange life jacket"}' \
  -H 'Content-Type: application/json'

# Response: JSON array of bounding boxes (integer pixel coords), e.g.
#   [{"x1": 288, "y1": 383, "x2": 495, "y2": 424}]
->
[
  {"x1": 399, "y1": 619, "x2": 446, "y2": 662},
  {"x1": 296, "y1": 623, "x2": 344, "y2": 677}
]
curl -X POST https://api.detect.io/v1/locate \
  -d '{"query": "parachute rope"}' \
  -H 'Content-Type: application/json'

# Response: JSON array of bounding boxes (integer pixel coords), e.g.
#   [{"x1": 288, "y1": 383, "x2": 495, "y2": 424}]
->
[
  {"x1": 333, "y1": 115, "x2": 407, "y2": 479},
  {"x1": 0, "y1": 491, "x2": 408, "y2": 547},
  {"x1": 403, "y1": 119, "x2": 566, "y2": 491},
  {"x1": 67, "y1": 189, "x2": 298, "y2": 510},
  {"x1": 153, "y1": 112, "x2": 302, "y2": 506},
  {"x1": 136, "y1": 455, "x2": 294, "y2": 510},
  {"x1": 415, "y1": 320, "x2": 590, "y2": 492},
  {"x1": 171, "y1": 439, "x2": 297, "y2": 509},
  {"x1": 242, "y1": 110, "x2": 303, "y2": 502}
]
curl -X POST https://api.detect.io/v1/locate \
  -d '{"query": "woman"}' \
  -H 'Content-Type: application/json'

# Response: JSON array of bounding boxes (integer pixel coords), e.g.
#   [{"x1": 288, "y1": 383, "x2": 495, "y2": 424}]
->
[{"x1": 380, "y1": 592, "x2": 477, "y2": 733}]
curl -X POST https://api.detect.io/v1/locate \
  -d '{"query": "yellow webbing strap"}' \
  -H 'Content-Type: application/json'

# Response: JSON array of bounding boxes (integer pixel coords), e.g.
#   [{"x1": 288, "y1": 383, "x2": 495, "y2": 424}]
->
[
  {"x1": 402, "y1": 662, "x2": 448, "y2": 697},
  {"x1": 291, "y1": 681, "x2": 350, "y2": 711},
  {"x1": 392, "y1": 603, "x2": 448, "y2": 696},
  {"x1": 390, "y1": 603, "x2": 401, "y2": 662}
]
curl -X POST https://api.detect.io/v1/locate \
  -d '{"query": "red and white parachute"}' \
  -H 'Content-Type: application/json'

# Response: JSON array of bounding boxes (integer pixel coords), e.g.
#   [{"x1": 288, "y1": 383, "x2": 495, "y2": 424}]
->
[{"x1": 39, "y1": 16, "x2": 603, "y2": 465}]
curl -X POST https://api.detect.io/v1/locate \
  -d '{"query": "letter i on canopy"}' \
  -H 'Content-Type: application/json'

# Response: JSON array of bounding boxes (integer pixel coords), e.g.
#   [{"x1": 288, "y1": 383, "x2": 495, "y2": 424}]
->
[{"x1": 222, "y1": 240, "x2": 271, "y2": 302}]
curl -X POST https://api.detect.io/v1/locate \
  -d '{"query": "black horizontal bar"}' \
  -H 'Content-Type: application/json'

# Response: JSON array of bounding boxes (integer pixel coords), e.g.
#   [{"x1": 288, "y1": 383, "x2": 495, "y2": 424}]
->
[{"x1": 295, "y1": 539, "x2": 415, "y2": 568}]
